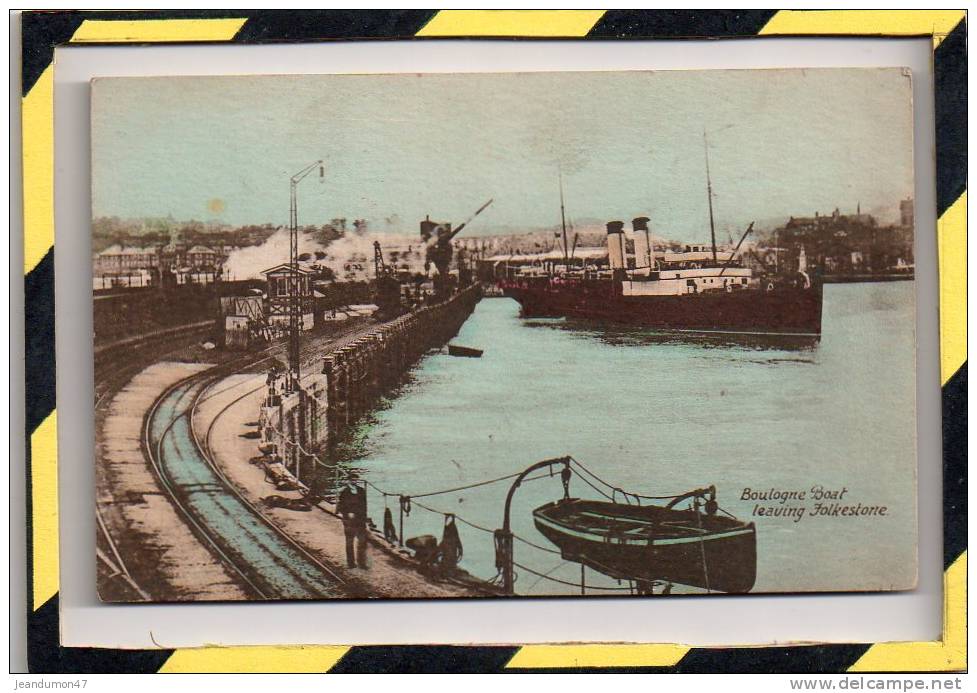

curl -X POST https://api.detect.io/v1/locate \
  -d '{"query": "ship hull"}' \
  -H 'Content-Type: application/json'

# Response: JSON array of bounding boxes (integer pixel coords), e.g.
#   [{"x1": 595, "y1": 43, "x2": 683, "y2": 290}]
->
[{"x1": 501, "y1": 280, "x2": 822, "y2": 339}]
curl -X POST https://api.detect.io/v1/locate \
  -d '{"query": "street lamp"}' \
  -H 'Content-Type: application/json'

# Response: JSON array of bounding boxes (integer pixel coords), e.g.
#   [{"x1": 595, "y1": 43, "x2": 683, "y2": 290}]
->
[{"x1": 286, "y1": 159, "x2": 324, "y2": 393}]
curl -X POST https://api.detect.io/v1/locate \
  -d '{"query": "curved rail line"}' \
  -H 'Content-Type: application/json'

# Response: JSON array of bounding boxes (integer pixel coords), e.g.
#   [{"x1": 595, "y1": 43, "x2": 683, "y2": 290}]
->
[
  {"x1": 192, "y1": 373, "x2": 349, "y2": 592},
  {"x1": 144, "y1": 369, "x2": 346, "y2": 599},
  {"x1": 94, "y1": 326, "x2": 214, "y2": 600},
  {"x1": 143, "y1": 372, "x2": 268, "y2": 598},
  {"x1": 94, "y1": 322, "x2": 213, "y2": 410},
  {"x1": 99, "y1": 317, "x2": 386, "y2": 600},
  {"x1": 94, "y1": 503, "x2": 150, "y2": 600},
  {"x1": 95, "y1": 357, "x2": 152, "y2": 599}
]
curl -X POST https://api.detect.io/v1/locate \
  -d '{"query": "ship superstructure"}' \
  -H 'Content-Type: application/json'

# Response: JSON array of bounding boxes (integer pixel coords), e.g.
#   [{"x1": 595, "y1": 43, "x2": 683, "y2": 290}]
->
[{"x1": 499, "y1": 136, "x2": 822, "y2": 339}]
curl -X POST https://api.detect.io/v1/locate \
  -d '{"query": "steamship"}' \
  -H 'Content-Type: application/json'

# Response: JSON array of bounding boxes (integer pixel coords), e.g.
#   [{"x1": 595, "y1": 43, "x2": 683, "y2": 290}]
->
[
  {"x1": 500, "y1": 216, "x2": 823, "y2": 339},
  {"x1": 500, "y1": 135, "x2": 822, "y2": 340}
]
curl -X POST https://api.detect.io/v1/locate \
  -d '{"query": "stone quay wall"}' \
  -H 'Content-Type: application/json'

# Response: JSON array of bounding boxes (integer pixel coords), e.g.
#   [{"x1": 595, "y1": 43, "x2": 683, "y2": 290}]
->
[{"x1": 261, "y1": 284, "x2": 482, "y2": 480}]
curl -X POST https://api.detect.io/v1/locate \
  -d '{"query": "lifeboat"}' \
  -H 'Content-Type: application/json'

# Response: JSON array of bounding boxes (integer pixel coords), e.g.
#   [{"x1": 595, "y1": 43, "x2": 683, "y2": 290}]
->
[{"x1": 533, "y1": 488, "x2": 757, "y2": 593}]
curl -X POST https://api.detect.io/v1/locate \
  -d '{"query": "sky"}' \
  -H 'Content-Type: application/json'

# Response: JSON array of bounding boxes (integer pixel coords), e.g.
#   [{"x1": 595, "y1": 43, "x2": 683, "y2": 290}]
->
[{"x1": 91, "y1": 68, "x2": 914, "y2": 242}]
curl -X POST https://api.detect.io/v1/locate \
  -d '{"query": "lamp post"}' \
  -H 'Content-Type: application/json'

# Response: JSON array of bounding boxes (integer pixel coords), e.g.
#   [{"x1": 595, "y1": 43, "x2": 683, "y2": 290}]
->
[
  {"x1": 286, "y1": 160, "x2": 324, "y2": 393},
  {"x1": 285, "y1": 160, "x2": 324, "y2": 484}
]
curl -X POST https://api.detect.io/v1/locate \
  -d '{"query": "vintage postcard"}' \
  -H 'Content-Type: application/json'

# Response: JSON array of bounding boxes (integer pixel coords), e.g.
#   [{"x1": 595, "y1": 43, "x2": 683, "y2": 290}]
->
[{"x1": 92, "y1": 68, "x2": 916, "y2": 602}]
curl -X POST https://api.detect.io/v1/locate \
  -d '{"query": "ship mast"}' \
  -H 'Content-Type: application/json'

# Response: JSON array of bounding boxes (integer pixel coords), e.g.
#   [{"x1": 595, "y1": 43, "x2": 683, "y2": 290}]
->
[
  {"x1": 559, "y1": 167, "x2": 569, "y2": 267},
  {"x1": 703, "y1": 130, "x2": 718, "y2": 264}
]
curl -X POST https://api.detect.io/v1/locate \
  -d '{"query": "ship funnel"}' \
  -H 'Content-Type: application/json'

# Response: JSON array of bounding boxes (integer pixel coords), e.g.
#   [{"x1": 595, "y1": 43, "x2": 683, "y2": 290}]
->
[
  {"x1": 606, "y1": 221, "x2": 626, "y2": 274},
  {"x1": 632, "y1": 216, "x2": 653, "y2": 274}
]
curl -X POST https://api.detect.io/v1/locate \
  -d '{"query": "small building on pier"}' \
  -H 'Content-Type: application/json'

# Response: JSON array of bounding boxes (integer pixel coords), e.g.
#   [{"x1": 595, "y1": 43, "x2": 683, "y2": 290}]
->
[{"x1": 262, "y1": 263, "x2": 317, "y2": 330}]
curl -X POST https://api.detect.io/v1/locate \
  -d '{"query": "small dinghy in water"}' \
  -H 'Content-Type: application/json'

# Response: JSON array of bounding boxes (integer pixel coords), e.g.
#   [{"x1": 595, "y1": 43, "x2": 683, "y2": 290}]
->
[
  {"x1": 447, "y1": 344, "x2": 483, "y2": 358},
  {"x1": 533, "y1": 487, "x2": 756, "y2": 593}
]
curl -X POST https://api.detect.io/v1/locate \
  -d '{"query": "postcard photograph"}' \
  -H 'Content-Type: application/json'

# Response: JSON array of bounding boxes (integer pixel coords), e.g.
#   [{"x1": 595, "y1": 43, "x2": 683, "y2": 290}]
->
[{"x1": 91, "y1": 68, "x2": 916, "y2": 602}]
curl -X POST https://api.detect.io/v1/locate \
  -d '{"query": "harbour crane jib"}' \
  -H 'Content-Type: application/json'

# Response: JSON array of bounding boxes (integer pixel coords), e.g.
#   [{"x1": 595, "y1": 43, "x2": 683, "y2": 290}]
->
[{"x1": 422, "y1": 198, "x2": 494, "y2": 297}]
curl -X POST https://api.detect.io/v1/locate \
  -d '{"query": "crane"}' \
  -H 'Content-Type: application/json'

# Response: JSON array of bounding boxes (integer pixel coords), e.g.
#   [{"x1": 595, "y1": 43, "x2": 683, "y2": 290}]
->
[
  {"x1": 422, "y1": 198, "x2": 494, "y2": 297},
  {"x1": 372, "y1": 240, "x2": 404, "y2": 318}
]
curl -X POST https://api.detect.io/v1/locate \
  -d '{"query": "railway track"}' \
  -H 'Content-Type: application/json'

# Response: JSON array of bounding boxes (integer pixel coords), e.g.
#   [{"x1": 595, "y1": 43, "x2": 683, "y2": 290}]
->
[
  {"x1": 144, "y1": 368, "x2": 347, "y2": 599},
  {"x1": 94, "y1": 321, "x2": 213, "y2": 410},
  {"x1": 194, "y1": 375, "x2": 357, "y2": 594},
  {"x1": 94, "y1": 503, "x2": 151, "y2": 601},
  {"x1": 97, "y1": 316, "x2": 389, "y2": 600},
  {"x1": 94, "y1": 321, "x2": 215, "y2": 600},
  {"x1": 93, "y1": 322, "x2": 290, "y2": 599},
  {"x1": 136, "y1": 320, "x2": 389, "y2": 599}
]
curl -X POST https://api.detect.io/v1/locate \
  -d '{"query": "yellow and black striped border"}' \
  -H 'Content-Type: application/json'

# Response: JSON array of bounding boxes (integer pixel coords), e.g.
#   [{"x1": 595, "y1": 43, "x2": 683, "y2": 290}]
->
[{"x1": 20, "y1": 9, "x2": 967, "y2": 673}]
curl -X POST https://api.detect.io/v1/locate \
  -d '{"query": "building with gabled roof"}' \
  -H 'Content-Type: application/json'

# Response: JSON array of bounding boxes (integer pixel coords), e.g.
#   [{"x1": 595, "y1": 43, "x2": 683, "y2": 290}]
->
[
  {"x1": 262, "y1": 263, "x2": 317, "y2": 324},
  {"x1": 186, "y1": 245, "x2": 220, "y2": 269}
]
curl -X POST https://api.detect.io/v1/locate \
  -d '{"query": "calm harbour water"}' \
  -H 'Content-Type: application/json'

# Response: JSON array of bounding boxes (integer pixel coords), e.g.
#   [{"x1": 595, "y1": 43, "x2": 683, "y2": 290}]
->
[{"x1": 345, "y1": 282, "x2": 916, "y2": 596}]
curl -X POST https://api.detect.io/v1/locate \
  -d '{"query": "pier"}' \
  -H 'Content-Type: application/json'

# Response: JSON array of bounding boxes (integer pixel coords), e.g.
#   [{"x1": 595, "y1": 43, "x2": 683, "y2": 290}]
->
[
  {"x1": 97, "y1": 285, "x2": 487, "y2": 601},
  {"x1": 259, "y1": 284, "x2": 483, "y2": 478}
]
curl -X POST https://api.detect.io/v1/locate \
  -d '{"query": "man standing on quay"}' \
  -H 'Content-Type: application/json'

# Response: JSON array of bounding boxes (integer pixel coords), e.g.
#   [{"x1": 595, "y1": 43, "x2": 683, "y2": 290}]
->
[{"x1": 338, "y1": 483, "x2": 368, "y2": 568}]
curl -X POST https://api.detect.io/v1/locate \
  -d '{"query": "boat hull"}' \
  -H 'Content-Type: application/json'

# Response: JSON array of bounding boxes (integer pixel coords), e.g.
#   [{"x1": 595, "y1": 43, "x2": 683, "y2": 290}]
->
[
  {"x1": 533, "y1": 499, "x2": 757, "y2": 593},
  {"x1": 501, "y1": 279, "x2": 822, "y2": 339},
  {"x1": 447, "y1": 344, "x2": 483, "y2": 358}
]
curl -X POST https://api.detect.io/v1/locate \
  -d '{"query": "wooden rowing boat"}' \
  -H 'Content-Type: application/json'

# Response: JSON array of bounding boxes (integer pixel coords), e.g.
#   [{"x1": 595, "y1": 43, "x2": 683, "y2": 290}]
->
[{"x1": 533, "y1": 497, "x2": 757, "y2": 593}]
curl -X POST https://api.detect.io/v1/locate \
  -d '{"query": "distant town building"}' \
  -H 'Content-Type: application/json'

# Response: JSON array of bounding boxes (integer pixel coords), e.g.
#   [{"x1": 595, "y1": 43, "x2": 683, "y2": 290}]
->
[
  {"x1": 157, "y1": 242, "x2": 184, "y2": 271},
  {"x1": 94, "y1": 245, "x2": 159, "y2": 273},
  {"x1": 771, "y1": 202, "x2": 913, "y2": 276},
  {"x1": 92, "y1": 237, "x2": 229, "y2": 290},
  {"x1": 784, "y1": 206, "x2": 878, "y2": 232},
  {"x1": 186, "y1": 245, "x2": 220, "y2": 269},
  {"x1": 92, "y1": 245, "x2": 160, "y2": 290},
  {"x1": 900, "y1": 198, "x2": 915, "y2": 227}
]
